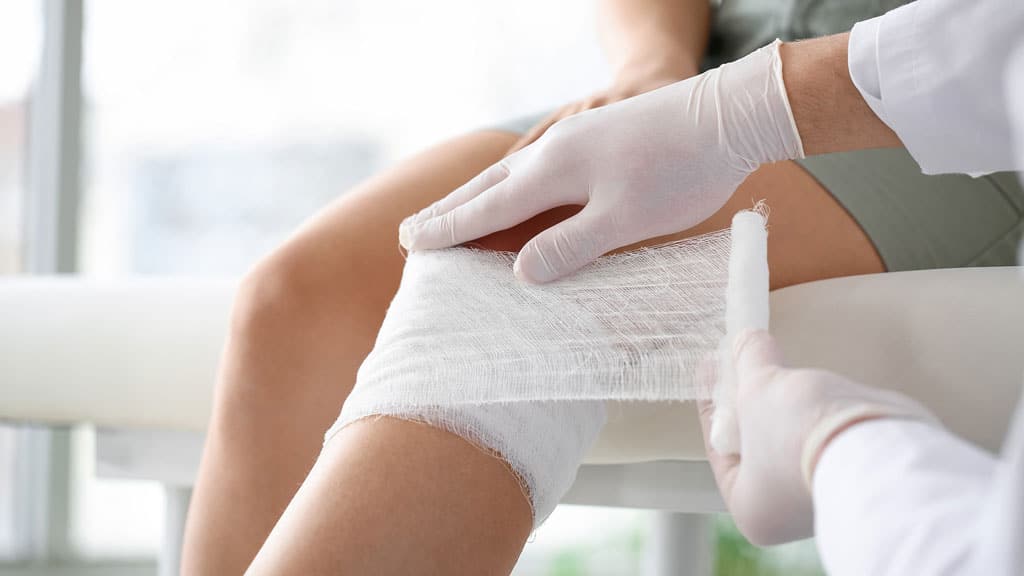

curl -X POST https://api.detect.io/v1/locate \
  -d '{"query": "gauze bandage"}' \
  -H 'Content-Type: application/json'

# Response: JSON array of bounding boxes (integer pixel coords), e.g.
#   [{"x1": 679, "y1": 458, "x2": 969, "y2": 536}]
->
[
  {"x1": 335, "y1": 400, "x2": 606, "y2": 525},
  {"x1": 327, "y1": 209, "x2": 767, "y2": 523}
]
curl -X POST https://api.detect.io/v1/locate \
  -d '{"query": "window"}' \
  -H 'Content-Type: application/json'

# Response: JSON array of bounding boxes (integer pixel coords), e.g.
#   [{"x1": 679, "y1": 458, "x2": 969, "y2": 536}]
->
[
  {"x1": 516, "y1": 507, "x2": 648, "y2": 575},
  {"x1": 79, "y1": 0, "x2": 609, "y2": 276},
  {"x1": 0, "y1": 1, "x2": 40, "y2": 273},
  {"x1": 0, "y1": 430, "x2": 19, "y2": 560},
  {"x1": 0, "y1": 0, "x2": 42, "y2": 563},
  {"x1": 75, "y1": 0, "x2": 613, "y2": 564}
]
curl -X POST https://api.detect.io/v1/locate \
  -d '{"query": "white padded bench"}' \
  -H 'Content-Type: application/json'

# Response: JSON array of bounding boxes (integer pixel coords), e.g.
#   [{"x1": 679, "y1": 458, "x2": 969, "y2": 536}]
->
[
  {"x1": 2, "y1": 267, "x2": 1022, "y2": 573},
  {"x1": 4, "y1": 268, "x2": 1021, "y2": 457}
]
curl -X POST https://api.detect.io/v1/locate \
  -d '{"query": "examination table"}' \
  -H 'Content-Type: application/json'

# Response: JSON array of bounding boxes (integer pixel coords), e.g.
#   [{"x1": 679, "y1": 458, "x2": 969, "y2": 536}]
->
[{"x1": 2, "y1": 267, "x2": 1022, "y2": 575}]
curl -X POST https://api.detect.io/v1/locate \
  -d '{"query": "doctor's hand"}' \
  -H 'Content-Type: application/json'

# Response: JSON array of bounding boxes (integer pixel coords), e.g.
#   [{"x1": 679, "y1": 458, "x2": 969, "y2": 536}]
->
[
  {"x1": 698, "y1": 329, "x2": 938, "y2": 546},
  {"x1": 399, "y1": 41, "x2": 804, "y2": 283}
]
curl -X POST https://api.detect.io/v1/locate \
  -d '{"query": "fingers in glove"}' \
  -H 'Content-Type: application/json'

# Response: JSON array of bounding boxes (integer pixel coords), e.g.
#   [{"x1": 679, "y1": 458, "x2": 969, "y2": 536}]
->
[
  {"x1": 403, "y1": 170, "x2": 571, "y2": 252},
  {"x1": 513, "y1": 208, "x2": 614, "y2": 283},
  {"x1": 733, "y1": 329, "x2": 784, "y2": 388},
  {"x1": 697, "y1": 400, "x2": 740, "y2": 502},
  {"x1": 402, "y1": 161, "x2": 512, "y2": 233}
]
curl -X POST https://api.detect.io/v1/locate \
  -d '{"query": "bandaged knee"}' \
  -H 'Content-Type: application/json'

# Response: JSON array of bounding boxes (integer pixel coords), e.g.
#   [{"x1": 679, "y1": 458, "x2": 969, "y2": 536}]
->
[
  {"x1": 330, "y1": 400, "x2": 606, "y2": 524},
  {"x1": 326, "y1": 209, "x2": 768, "y2": 524}
]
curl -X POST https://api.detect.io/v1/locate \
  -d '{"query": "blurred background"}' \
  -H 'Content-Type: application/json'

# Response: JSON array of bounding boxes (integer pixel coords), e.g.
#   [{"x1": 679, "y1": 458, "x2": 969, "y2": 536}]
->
[{"x1": 0, "y1": 1, "x2": 823, "y2": 574}]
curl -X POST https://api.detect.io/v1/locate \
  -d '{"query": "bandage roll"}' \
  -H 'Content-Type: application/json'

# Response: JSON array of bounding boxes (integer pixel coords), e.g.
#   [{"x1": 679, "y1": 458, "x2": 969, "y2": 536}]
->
[{"x1": 710, "y1": 210, "x2": 770, "y2": 455}]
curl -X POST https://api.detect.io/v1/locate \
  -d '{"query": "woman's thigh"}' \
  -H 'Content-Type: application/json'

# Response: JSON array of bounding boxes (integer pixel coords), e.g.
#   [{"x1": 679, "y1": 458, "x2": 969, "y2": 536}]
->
[{"x1": 247, "y1": 416, "x2": 534, "y2": 575}]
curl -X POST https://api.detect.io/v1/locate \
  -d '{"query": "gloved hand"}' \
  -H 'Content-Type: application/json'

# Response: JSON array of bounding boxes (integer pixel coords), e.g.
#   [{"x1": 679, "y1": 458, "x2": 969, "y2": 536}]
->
[
  {"x1": 399, "y1": 40, "x2": 804, "y2": 283},
  {"x1": 698, "y1": 329, "x2": 939, "y2": 546}
]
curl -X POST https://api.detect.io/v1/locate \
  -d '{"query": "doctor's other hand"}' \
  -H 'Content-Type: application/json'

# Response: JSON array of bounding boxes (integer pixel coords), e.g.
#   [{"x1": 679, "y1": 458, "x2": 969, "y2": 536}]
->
[
  {"x1": 698, "y1": 329, "x2": 938, "y2": 546},
  {"x1": 399, "y1": 41, "x2": 804, "y2": 283}
]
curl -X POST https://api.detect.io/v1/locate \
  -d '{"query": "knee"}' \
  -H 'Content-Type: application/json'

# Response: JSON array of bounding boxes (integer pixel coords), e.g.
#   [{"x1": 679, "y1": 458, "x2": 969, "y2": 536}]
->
[
  {"x1": 206, "y1": 254, "x2": 313, "y2": 410},
  {"x1": 231, "y1": 250, "x2": 314, "y2": 344},
  {"x1": 223, "y1": 240, "x2": 387, "y2": 381},
  {"x1": 217, "y1": 246, "x2": 349, "y2": 402}
]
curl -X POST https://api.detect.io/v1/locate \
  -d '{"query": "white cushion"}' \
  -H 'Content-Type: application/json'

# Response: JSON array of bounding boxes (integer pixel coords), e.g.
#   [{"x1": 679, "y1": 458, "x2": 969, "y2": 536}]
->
[
  {"x1": 591, "y1": 267, "x2": 1024, "y2": 462},
  {"x1": 1, "y1": 267, "x2": 1021, "y2": 463},
  {"x1": 0, "y1": 277, "x2": 234, "y2": 431}
]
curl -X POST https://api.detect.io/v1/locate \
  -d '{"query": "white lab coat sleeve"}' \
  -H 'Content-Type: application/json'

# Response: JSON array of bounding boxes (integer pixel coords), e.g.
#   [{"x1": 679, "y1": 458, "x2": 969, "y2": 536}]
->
[
  {"x1": 965, "y1": 387, "x2": 1024, "y2": 575},
  {"x1": 846, "y1": 0, "x2": 1024, "y2": 175},
  {"x1": 812, "y1": 23, "x2": 1024, "y2": 575},
  {"x1": 813, "y1": 394, "x2": 1024, "y2": 576}
]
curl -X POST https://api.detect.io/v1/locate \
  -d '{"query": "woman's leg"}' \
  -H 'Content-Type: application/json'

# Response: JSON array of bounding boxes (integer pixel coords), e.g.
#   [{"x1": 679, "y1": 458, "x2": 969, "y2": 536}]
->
[
  {"x1": 246, "y1": 417, "x2": 535, "y2": 575},
  {"x1": 181, "y1": 130, "x2": 525, "y2": 575},
  {"x1": 183, "y1": 122, "x2": 884, "y2": 573}
]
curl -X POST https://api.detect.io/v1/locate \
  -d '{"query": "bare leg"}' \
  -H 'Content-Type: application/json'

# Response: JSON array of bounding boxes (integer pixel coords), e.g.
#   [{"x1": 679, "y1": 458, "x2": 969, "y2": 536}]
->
[
  {"x1": 183, "y1": 123, "x2": 883, "y2": 573},
  {"x1": 181, "y1": 131, "x2": 524, "y2": 574},
  {"x1": 246, "y1": 417, "x2": 533, "y2": 575}
]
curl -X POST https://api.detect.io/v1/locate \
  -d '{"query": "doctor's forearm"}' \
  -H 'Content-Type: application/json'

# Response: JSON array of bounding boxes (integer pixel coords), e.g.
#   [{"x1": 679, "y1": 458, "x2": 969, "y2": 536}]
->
[
  {"x1": 598, "y1": 0, "x2": 710, "y2": 82},
  {"x1": 780, "y1": 33, "x2": 903, "y2": 156}
]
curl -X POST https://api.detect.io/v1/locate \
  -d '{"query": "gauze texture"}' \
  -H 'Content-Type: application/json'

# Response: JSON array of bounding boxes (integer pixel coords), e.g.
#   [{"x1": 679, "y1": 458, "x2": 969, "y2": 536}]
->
[
  {"x1": 344, "y1": 232, "x2": 732, "y2": 409},
  {"x1": 332, "y1": 400, "x2": 606, "y2": 525},
  {"x1": 328, "y1": 210, "x2": 767, "y2": 522}
]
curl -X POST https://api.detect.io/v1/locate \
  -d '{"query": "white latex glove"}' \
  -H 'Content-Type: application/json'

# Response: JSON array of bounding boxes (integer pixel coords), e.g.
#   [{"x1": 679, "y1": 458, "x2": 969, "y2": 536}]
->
[
  {"x1": 399, "y1": 40, "x2": 804, "y2": 283},
  {"x1": 698, "y1": 329, "x2": 939, "y2": 546}
]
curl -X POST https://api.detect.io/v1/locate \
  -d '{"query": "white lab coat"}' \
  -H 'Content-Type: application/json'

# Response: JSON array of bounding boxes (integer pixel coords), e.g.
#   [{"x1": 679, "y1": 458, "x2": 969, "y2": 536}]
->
[
  {"x1": 846, "y1": 0, "x2": 1024, "y2": 175},
  {"x1": 812, "y1": 0, "x2": 1024, "y2": 573}
]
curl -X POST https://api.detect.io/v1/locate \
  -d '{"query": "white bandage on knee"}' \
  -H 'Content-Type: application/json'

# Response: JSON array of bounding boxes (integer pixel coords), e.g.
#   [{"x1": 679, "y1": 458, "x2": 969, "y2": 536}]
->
[
  {"x1": 330, "y1": 400, "x2": 606, "y2": 524},
  {"x1": 327, "y1": 208, "x2": 768, "y2": 523}
]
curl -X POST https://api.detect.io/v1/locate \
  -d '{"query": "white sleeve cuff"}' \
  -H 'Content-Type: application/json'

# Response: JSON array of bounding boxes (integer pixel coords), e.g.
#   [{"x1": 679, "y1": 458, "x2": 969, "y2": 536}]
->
[
  {"x1": 813, "y1": 418, "x2": 995, "y2": 576},
  {"x1": 846, "y1": 0, "x2": 1024, "y2": 175},
  {"x1": 846, "y1": 2, "x2": 943, "y2": 173},
  {"x1": 847, "y1": 16, "x2": 887, "y2": 128}
]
